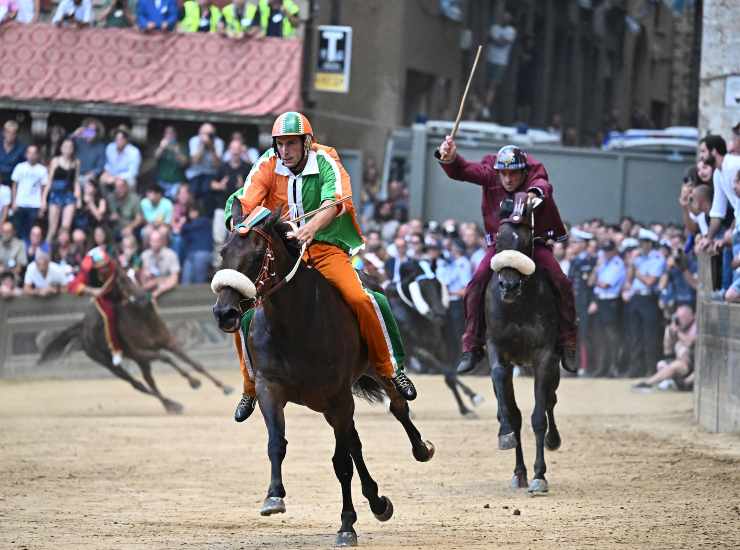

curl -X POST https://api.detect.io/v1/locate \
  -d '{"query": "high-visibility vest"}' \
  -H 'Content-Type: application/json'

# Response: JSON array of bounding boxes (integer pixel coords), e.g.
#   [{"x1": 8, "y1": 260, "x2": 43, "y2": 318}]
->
[
  {"x1": 257, "y1": 0, "x2": 299, "y2": 38},
  {"x1": 222, "y1": 2, "x2": 257, "y2": 33},
  {"x1": 179, "y1": 1, "x2": 222, "y2": 33}
]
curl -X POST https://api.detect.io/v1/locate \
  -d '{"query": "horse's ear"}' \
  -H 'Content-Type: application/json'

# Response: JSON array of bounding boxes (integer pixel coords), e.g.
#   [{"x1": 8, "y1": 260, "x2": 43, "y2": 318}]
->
[
  {"x1": 265, "y1": 207, "x2": 284, "y2": 229},
  {"x1": 231, "y1": 199, "x2": 245, "y2": 227}
]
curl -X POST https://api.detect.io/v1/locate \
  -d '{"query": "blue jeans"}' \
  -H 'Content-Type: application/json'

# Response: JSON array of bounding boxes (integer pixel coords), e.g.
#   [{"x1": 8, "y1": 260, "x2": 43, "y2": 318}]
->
[
  {"x1": 182, "y1": 250, "x2": 212, "y2": 284},
  {"x1": 13, "y1": 207, "x2": 39, "y2": 244}
]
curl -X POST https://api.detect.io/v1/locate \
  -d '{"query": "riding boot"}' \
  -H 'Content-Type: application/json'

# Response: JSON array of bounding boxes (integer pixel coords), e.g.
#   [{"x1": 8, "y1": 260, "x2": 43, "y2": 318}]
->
[
  {"x1": 559, "y1": 338, "x2": 578, "y2": 373},
  {"x1": 457, "y1": 349, "x2": 485, "y2": 374},
  {"x1": 391, "y1": 371, "x2": 417, "y2": 401},
  {"x1": 234, "y1": 394, "x2": 257, "y2": 422}
]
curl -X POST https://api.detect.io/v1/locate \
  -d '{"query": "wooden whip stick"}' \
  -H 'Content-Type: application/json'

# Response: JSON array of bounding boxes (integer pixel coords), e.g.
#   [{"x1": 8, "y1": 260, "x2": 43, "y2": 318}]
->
[
  {"x1": 450, "y1": 45, "x2": 483, "y2": 140},
  {"x1": 282, "y1": 196, "x2": 353, "y2": 224}
]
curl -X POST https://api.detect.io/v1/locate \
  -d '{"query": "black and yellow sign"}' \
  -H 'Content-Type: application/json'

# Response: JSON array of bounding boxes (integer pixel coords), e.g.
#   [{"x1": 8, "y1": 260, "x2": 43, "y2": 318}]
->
[{"x1": 314, "y1": 25, "x2": 352, "y2": 94}]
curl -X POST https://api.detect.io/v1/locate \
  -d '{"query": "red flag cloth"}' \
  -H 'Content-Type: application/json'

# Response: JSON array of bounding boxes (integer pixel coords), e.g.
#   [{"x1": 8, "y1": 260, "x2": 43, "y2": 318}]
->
[{"x1": 0, "y1": 23, "x2": 302, "y2": 117}]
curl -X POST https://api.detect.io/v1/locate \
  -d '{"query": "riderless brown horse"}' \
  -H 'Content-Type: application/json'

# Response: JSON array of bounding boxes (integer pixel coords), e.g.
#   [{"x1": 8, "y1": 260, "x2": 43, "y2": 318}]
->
[
  {"x1": 386, "y1": 260, "x2": 484, "y2": 417},
  {"x1": 485, "y1": 193, "x2": 562, "y2": 494},
  {"x1": 212, "y1": 205, "x2": 435, "y2": 547},
  {"x1": 39, "y1": 265, "x2": 233, "y2": 413}
]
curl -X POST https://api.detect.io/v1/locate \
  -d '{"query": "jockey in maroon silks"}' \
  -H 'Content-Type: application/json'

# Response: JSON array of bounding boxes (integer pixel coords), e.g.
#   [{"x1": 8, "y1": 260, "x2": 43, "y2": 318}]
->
[{"x1": 436, "y1": 138, "x2": 577, "y2": 373}]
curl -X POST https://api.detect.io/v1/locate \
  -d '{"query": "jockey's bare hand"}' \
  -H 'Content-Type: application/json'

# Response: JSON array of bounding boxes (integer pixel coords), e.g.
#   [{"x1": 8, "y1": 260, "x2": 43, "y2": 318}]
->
[
  {"x1": 438, "y1": 135, "x2": 457, "y2": 163},
  {"x1": 86, "y1": 286, "x2": 103, "y2": 299},
  {"x1": 289, "y1": 223, "x2": 317, "y2": 246}
]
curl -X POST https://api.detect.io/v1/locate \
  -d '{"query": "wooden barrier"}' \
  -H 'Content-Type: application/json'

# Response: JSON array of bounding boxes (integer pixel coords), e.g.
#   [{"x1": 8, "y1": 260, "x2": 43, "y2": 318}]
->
[
  {"x1": 694, "y1": 255, "x2": 740, "y2": 433},
  {"x1": 0, "y1": 285, "x2": 232, "y2": 379}
]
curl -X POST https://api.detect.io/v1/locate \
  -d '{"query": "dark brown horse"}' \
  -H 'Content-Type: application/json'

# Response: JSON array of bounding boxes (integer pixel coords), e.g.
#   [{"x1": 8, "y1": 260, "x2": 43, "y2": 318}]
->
[
  {"x1": 39, "y1": 265, "x2": 233, "y2": 413},
  {"x1": 212, "y1": 206, "x2": 434, "y2": 547},
  {"x1": 386, "y1": 260, "x2": 484, "y2": 417},
  {"x1": 485, "y1": 193, "x2": 562, "y2": 494}
]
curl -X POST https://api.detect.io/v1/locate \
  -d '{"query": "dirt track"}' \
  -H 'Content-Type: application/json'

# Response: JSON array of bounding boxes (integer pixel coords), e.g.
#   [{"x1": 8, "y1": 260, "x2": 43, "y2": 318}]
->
[{"x1": 1, "y1": 370, "x2": 739, "y2": 550}]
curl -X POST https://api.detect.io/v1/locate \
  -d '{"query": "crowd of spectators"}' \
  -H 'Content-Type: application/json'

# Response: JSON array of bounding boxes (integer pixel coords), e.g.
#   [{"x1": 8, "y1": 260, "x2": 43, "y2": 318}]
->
[
  {"x1": 0, "y1": 117, "x2": 259, "y2": 301},
  {"x1": 0, "y1": 0, "x2": 300, "y2": 38}
]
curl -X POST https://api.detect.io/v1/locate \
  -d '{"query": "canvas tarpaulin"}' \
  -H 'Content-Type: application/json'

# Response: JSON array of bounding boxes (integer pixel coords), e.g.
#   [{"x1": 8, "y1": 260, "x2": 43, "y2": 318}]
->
[{"x1": 0, "y1": 23, "x2": 302, "y2": 117}]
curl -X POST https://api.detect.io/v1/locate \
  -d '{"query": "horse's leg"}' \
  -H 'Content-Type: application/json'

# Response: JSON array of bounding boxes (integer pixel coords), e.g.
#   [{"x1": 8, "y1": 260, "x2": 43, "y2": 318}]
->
[
  {"x1": 325, "y1": 405, "x2": 359, "y2": 547},
  {"x1": 348, "y1": 423, "x2": 393, "y2": 522},
  {"x1": 135, "y1": 360, "x2": 184, "y2": 415},
  {"x1": 529, "y1": 355, "x2": 558, "y2": 494},
  {"x1": 258, "y1": 390, "x2": 288, "y2": 516},
  {"x1": 132, "y1": 349, "x2": 201, "y2": 390},
  {"x1": 443, "y1": 371, "x2": 474, "y2": 417},
  {"x1": 166, "y1": 344, "x2": 234, "y2": 395},
  {"x1": 382, "y1": 380, "x2": 435, "y2": 462},
  {"x1": 545, "y1": 364, "x2": 562, "y2": 451},
  {"x1": 455, "y1": 377, "x2": 485, "y2": 407},
  {"x1": 489, "y1": 347, "x2": 527, "y2": 489}
]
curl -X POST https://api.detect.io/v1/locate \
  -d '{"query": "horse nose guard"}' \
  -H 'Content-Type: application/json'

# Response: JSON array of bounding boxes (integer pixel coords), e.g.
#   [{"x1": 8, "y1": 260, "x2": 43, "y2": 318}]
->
[
  {"x1": 211, "y1": 269, "x2": 257, "y2": 298},
  {"x1": 490, "y1": 250, "x2": 536, "y2": 276}
]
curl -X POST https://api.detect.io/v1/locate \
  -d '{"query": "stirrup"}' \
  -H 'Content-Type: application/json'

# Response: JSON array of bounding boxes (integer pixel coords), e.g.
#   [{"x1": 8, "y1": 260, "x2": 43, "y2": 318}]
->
[{"x1": 392, "y1": 372, "x2": 417, "y2": 401}]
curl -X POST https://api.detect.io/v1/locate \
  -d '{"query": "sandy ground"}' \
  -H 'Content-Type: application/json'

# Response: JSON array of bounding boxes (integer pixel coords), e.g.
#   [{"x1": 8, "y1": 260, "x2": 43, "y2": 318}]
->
[{"x1": 1, "y1": 369, "x2": 739, "y2": 550}]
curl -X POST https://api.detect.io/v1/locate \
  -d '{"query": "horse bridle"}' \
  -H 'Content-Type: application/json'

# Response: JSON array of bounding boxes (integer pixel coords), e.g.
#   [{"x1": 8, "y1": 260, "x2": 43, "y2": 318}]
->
[{"x1": 235, "y1": 223, "x2": 306, "y2": 311}]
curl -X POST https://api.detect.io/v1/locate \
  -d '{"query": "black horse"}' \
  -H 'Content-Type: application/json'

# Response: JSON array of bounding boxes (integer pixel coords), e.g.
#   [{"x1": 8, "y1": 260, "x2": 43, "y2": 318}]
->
[
  {"x1": 387, "y1": 261, "x2": 484, "y2": 417},
  {"x1": 212, "y1": 206, "x2": 434, "y2": 547},
  {"x1": 485, "y1": 193, "x2": 562, "y2": 494},
  {"x1": 39, "y1": 265, "x2": 233, "y2": 413}
]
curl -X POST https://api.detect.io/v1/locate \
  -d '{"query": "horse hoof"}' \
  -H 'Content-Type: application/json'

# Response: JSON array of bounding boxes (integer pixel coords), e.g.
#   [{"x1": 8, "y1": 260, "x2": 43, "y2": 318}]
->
[
  {"x1": 164, "y1": 400, "x2": 184, "y2": 415},
  {"x1": 222, "y1": 385, "x2": 235, "y2": 395},
  {"x1": 260, "y1": 496, "x2": 286, "y2": 516},
  {"x1": 373, "y1": 496, "x2": 394, "y2": 522},
  {"x1": 545, "y1": 430, "x2": 561, "y2": 451},
  {"x1": 511, "y1": 472, "x2": 529, "y2": 489},
  {"x1": 188, "y1": 378, "x2": 202, "y2": 390},
  {"x1": 335, "y1": 530, "x2": 358, "y2": 547},
  {"x1": 528, "y1": 478, "x2": 549, "y2": 494},
  {"x1": 471, "y1": 394, "x2": 485, "y2": 407},
  {"x1": 498, "y1": 432, "x2": 518, "y2": 450}
]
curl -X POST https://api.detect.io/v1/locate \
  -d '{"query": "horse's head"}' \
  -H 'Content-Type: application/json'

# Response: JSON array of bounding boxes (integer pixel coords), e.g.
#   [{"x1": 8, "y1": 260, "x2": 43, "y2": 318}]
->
[
  {"x1": 399, "y1": 261, "x2": 448, "y2": 325},
  {"x1": 211, "y1": 201, "x2": 298, "y2": 332},
  {"x1": 490, "y1": 192, "x2": 536, "y2": 303}
]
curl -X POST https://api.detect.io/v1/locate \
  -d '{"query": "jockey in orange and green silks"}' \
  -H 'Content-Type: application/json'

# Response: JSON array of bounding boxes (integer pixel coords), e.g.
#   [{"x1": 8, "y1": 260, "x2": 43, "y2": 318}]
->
[{"x1": 227, "y1": 111, "x2": 415, "y2": 423}]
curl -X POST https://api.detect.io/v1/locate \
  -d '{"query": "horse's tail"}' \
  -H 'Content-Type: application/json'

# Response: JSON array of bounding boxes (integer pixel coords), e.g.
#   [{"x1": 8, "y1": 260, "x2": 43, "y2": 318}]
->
[
  {"x1": 352, "y1": 375, "x2": 386, "y2": 404},
  {"x1": 37, "y1": 322, "x2": 82, "y2": 365}
]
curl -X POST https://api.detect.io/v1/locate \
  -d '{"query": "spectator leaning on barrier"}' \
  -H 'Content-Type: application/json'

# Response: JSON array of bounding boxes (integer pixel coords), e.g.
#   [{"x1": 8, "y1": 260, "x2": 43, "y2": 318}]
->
[
  {"x1": 0, "y1": 120, "x2": 26, "y2": 189},
  {"x1": 23, "y1": 250, "x2": 67, "y2": 297},
  {"x1": 98, "y1": 0, "x2": 135, "y2": 28},
  {"x1": 72, "y1": 118, "x2": 106, "y2": 184},
  {"x1": 179, "y1": 0, "x2": 222, "y2": 33},
  {"x1": 15, "y1": 0, "x2": 39, "y2": 22},
  {"x1": 724, "y1": 171, "x2": 740, "y2": 304},
  {"x1": 137, "y1": 0, "x2": 178, "y2": 32},
  {"x1": 141, "y1": 228, "x2": 179, "y2": 300},
  {"x1": 0, "y1": 0, "x2": 18, "y2": 23},
  {"x1": 222, "y1": 0, "x2": 258, "y2": 38},
  {"x1": 101, "y1": 127, "x2": 141, "y2": 191},
  {"x1": 0, "y1": 271, "x2": 20, "y2": 298},
  {"x1": 249, "y1": 0, "x2": 299, "y2": 38},
  {"x1": 682, "y1": 183, "x2": 712, "y2": 237},
  {"x1": 0, "y1": 221, "x2": 27, "y2": 279},
  {"x1": 52, "y1": 0, "x2": 92, "y2": 27},
  {"x1": 699, "y1": 135, "x2": 740, "y2": 252},
  {"x1": 10, "y1": 144, "x2": 47, "y2": 244}
]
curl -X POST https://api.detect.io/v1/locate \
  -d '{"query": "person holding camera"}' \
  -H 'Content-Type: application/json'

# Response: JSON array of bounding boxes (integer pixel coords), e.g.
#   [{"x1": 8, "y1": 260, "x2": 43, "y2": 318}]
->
[
  {"x1": 633, "y1": 305, "x2": 696, "y2": 392},
  {"x1": 186, "y1": 123, "x2": 223, "y2": 202}
]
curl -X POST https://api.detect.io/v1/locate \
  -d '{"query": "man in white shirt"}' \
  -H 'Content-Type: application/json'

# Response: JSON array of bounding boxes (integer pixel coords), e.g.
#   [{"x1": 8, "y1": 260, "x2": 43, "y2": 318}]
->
[
  {"x1": 698, "y1": 134, "x2": 740, "y2": 251},
  {"x1": 52, "y1": 0, "x2": 92, "y2": 26},
  {"x1": 16, "y1": 0, "x2": 39, "y2": 23},
  {"x1": 486, "y1": 11, "x2": 517, "y2": 109},
  {"x1": 23, "y1": 251, "x2": 67, "y2": 296},
  {"x1": 11, "y1": 144, "x2": 48, "y2": 243},
  {"x1": 100, "y1": 127, "x2": 141, "y2": 190},
  {"x1": 0, "y1": 183, "x2": 10, "y2": 223}
]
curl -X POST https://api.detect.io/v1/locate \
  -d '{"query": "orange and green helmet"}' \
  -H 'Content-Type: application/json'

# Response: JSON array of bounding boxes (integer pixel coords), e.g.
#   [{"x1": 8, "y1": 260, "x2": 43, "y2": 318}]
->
[{"x1": 272, "y1": 111, "x2": 313, "y2": 138}]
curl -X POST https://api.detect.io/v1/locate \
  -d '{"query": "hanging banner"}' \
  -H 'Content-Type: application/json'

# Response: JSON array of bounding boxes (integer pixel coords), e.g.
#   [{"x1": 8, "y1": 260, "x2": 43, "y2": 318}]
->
[{"x1": 314, "y1": 25, "x2": 352, "y2": 94}]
